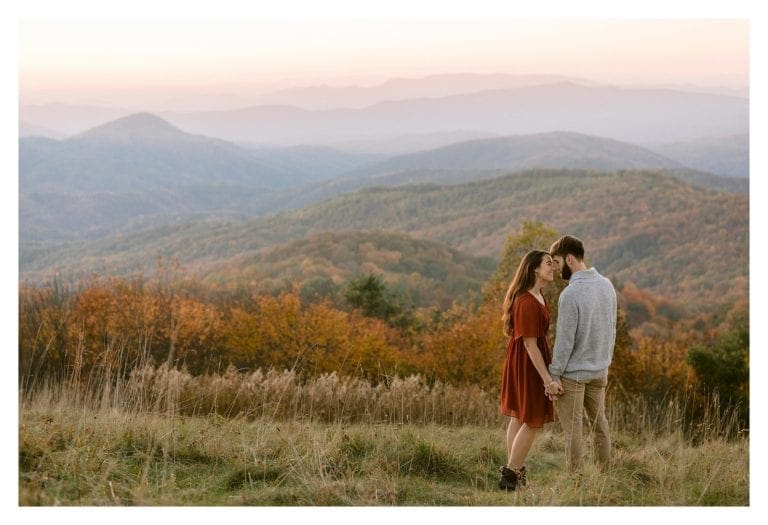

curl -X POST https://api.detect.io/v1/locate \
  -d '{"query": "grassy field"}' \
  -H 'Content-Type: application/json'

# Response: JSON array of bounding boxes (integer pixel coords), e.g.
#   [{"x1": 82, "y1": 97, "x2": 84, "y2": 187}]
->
[{"x1": 19, "y1": 373, "x2": 749, "y2": 506}]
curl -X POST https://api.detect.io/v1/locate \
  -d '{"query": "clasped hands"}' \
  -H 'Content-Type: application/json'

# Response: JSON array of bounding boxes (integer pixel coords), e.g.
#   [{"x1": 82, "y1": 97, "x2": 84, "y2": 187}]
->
[{"x1": 544, "y1": 379, "x2": 564, "y2": 400}]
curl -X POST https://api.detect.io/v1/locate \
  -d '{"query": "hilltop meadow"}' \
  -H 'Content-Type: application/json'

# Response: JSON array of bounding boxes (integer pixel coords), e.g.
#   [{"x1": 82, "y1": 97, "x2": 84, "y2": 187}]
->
[
  {"x1": 20, "y1": 375, "x2": 747, "y2": 506},
  {"x1": 19, "y1": 223, "x2": 749, "y2": 506}
]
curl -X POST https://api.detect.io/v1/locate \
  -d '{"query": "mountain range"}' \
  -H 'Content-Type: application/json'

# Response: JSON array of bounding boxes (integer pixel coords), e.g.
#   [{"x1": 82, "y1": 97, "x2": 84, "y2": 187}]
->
[
  {"x1": 264, "y1": 131, "x2": 747, "y2": 213},
  {"x1": 21, "y1": 168, "x2": 748, "y2": 316},
  {"x1": 18, "y1": 76, "x2": 750, "y2": 324},
  {"x1": 19, "y1": 114, "x2": 747, "y2": 244},
  {"x1": 19, "y1": 114, "x2": 376, "y2": 241},
  {"x1": 21, "y1": 80, "x2": 747, "y2": 146},
  {"x1": 154, "y1": 83, "x2": 747, "y2": 145},
  {"x1": 250, "y1": 73, "x2": 597, "y2": 110},
  {"x1": 348, "y1": 132, "x2": 683, "y2": 174}
]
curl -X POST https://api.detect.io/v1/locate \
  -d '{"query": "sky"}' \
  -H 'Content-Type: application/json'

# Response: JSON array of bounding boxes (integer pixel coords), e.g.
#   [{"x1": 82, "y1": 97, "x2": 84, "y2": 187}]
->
[{"x1": 18, "y1": 18, "x2": 749, "y2": 109}]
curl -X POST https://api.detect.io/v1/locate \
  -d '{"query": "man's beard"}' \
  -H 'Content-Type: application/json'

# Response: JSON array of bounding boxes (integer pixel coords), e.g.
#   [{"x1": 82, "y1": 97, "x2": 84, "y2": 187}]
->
[{"x1": 561, "y1": 264, "x2": 572, "y2": 281}]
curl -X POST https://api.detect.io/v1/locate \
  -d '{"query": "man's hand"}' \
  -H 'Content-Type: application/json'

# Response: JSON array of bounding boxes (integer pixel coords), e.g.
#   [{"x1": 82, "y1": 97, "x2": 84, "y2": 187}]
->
[{"x1": 545, "y1": 379, "x2": 564, "y2": 400}]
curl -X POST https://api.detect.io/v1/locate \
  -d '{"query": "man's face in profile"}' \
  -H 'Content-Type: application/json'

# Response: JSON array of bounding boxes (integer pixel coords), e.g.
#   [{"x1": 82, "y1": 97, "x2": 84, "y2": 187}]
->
[{"x1": 552, "y1": 254, "x2": 571, "y2": 280}]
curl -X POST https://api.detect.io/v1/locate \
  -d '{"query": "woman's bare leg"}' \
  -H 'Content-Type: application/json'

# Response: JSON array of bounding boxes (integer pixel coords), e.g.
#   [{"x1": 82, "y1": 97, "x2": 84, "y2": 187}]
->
[
  {"x1": 505, "y1": 417, "x2": 523, "y2": 464},
  {"x1": 508, "y1": 423, "x2": 540, "y2": 469}
]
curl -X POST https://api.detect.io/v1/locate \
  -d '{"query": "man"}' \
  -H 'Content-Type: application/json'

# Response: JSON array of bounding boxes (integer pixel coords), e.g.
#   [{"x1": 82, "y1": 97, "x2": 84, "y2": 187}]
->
[{"x1": 548, "y1": 235, "x2": 617, "y2": 472}]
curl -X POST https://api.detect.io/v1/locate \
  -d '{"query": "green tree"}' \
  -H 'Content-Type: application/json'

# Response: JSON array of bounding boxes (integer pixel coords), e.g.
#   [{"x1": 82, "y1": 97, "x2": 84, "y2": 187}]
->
[
  {"x1": 687, "y1": 315, "x2": 749, "y2": 408},
  {"x1": 484, "y1": 221, "x2": 562, "y2": 302},
  {"x1": 344, "y1": 274, "x2": 411, "y2": 328}
]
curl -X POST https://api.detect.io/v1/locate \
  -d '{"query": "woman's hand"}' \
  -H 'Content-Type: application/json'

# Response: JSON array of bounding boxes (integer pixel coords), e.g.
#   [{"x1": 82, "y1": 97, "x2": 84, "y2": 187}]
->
[{"x1": 544, "y1": 379, "x2": 564, "y2": 400}]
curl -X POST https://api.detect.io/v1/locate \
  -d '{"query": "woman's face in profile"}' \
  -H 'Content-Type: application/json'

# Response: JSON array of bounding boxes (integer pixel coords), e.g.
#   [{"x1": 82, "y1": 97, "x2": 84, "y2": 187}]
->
[{"x1": 537, "y1": 255, "x2": 555, "y2": 282}]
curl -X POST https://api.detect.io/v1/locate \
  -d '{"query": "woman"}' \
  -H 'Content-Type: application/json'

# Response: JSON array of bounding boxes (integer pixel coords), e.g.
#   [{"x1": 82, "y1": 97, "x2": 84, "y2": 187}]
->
[{"x1": 498, "y1": 249, "x2": 563, "y2": 491}]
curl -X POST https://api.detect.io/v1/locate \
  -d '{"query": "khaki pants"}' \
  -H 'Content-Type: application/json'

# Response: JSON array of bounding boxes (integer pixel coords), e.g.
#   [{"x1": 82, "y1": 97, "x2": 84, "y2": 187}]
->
[{"x1": 554, "y1": 375, "x2": 611, "y2": 472}]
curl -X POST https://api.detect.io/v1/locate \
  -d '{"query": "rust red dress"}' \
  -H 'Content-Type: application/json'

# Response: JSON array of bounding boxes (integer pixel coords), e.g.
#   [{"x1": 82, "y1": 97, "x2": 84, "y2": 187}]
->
[{"x1": 500, "y1": 292, "x2": 554, "y2": 428}]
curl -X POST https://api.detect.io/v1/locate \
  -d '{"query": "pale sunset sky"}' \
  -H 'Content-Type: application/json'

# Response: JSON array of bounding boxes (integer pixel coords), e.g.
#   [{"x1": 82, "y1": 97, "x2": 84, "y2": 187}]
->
[{"x1": 18, "y1": 17, "x2": 749, "y2": 109}]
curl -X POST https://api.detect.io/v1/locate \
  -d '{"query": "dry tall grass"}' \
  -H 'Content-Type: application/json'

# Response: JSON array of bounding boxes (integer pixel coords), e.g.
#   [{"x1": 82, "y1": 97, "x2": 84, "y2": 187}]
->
[
  {"x1": 23, "y1": 359, "x2": 745, "y2": 439},
  {"x1": 19, "y1": 361, "x2": 749, "y2": 506},
  {"x1": 25, "y1": 363, "x2": 498, "y2": 426}
]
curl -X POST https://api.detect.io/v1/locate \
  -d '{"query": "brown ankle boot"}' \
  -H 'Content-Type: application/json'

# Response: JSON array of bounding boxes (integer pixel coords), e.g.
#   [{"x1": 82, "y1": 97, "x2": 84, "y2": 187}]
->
[
  {"x1": 518, "y1": 465, "x2": 528, "y2": 487},
  {"x1": 498, "y1": 465, "x2": 519, "y2": 491}
]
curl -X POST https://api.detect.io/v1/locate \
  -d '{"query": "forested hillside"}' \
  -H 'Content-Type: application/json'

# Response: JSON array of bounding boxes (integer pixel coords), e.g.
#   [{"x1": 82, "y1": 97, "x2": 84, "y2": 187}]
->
[
  {"x1": 645, "y1": 134, "x2": 749, "y2": 179},
  {"x1": 286, "y1": 131, "x2": 746, "y2": 211},
  {"x1": 201, "y1": 230, "x2": 496, "y2": 309},
  {"x1": 21, "y1": 120, "x2": 745, "y2": 243},
  {"x1": 22, "y1": 169, "x2": 747, "y2": 317}
]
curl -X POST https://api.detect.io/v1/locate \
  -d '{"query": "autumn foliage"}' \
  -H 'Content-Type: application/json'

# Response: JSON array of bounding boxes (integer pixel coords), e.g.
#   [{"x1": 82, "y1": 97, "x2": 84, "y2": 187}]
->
[{"x1": 19, "y1": 223, "x2": 748, "y2": 432}]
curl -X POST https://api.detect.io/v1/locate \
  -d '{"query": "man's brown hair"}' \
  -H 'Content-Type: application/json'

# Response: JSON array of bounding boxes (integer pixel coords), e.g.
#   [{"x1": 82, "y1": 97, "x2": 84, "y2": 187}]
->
[{"x1": 549, "y1": 235, "x2": 585, "y2": 260}]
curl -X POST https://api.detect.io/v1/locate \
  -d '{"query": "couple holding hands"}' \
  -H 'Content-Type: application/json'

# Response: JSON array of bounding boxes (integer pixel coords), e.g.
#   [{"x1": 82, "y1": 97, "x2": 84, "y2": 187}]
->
[{"x1": 498, "y1": 235, "x2": 617, "y2": 491}]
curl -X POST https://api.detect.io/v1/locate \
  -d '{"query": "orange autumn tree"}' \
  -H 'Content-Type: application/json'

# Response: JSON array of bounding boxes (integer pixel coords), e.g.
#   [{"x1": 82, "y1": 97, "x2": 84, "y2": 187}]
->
[
  {"x1": 68, "y1": 277, "x2": 160, "y2": 376},
  {"x1": 43, "y1": 274, "x2": 226, "y2": 378},
  {"x1": 416, "y1": 301, "x2": 505, "y2": 391},
  {"x1": 609, "y1": 328, "x2": 699, "y2": 403},
  {"x1": 222, "y1": 292, "x2": 409, "y2": 380},
  {"x1": 19, "y1": 277, "x2": 74, "y2": 384},
  {"x1": 164, "y1": 297, "x2": 225, "y2": 373}
]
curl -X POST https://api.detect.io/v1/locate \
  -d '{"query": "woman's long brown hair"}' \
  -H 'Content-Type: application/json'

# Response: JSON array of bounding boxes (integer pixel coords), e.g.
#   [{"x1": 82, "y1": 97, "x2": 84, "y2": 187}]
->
[{"x1": 501, "y1": 250, "x2": 549, "y2": 337}]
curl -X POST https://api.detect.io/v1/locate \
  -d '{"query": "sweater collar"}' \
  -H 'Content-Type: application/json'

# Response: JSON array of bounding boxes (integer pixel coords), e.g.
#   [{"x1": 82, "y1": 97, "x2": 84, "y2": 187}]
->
[{"x1": 570, "y1": 267, "x2": 598, "y2": 282}]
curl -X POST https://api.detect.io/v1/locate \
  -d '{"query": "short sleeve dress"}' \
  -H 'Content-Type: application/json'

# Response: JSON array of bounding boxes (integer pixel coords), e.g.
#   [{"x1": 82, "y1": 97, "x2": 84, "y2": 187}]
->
[{"x1": 500, "y1": 291, "x2": 554, "y2": 428}]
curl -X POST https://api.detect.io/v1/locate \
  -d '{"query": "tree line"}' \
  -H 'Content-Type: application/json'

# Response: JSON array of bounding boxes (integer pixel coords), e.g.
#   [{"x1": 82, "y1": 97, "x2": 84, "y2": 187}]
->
[{"x1": 19, "y1": 222, "x2": 748, "y2": 433}]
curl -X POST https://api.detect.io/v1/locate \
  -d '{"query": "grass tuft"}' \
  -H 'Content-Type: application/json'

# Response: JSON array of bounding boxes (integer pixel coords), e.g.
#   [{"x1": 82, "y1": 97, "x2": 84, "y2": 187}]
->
[{"x1": 397, "y1": 438, "x2": 466, "y2": 481}]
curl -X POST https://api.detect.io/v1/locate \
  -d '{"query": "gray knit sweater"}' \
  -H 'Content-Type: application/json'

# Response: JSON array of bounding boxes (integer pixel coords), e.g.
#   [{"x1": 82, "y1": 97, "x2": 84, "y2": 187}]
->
[{"x1": 549, "y1": 267, "x2": 617, "y2": 382}]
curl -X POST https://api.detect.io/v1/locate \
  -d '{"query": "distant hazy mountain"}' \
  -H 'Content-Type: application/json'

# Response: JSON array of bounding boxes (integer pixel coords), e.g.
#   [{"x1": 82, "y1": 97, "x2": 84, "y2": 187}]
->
[
  {"x1": 20, "y1": 113, "x2": 297, "y2": 194},
  {"x1": 19, "y1": 120, "x2": 66, "y2": 139},
  {"x1": 157, "y1": 83, "x2": 747, "y2": 145},
  {"x1": 264, "y1": 132, "x2": 745, "y2": 212},
  {"x1": 20, "y1": 113, "x2": 370, "y2": 241},
  {"x1": 22, "y1": 113, "x2": 375, "y2": 192},
  {"x1": 20, "y1": 126, "x2": 746, "y2": 243},
  {"x1": 238, "y1": 144, "x2": 380, "y2": 181},
  {"x1": 620, "y1": 83, "x2": 749, "y2": 99},
  {"x1": 347, "y1": 131, "x2": 683, "y2": 175},
  {"x1": 21, "y1": 169, "x2": 747, "y2": 312},
  {"x1": 20, "y1": 82, "x2": 748, "y2": 147},
  {"x1": 339, "y1": 130, "x2": 748, "y2": 193},
  {"x1": 643, "y1": 134, "x2": 749, "y2": 178},
  {"x1": 19, "y1": 103, "x2": 134, "y2": 136},
  {"x1": 253, "y1": 73, "x2": 594, "y2": 110},
  {"x1": 327, "y1": 129, "x2": 502, "y2": 156}
]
